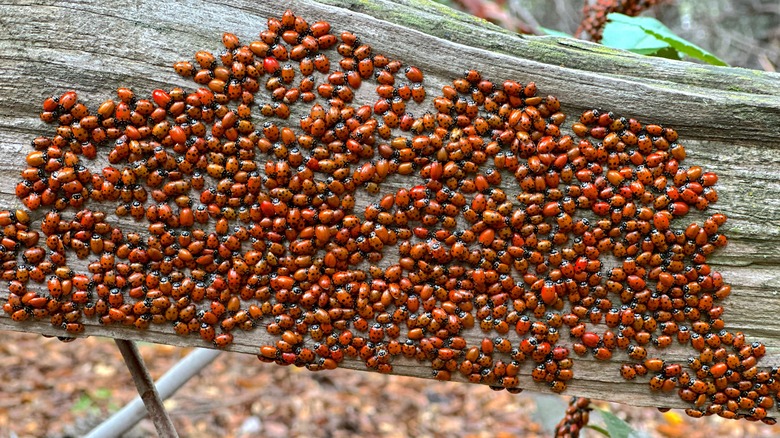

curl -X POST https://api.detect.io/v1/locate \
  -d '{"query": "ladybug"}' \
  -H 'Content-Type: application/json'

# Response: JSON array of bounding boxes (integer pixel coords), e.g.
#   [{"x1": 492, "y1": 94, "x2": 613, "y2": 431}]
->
[
  {"x1": 648, "y1": 374, "x2": 666, "y2": 391},
  {"x1": 580, "y1": 331, "x2": 599, "y2": 348},
  {"x1": 530, "y1": 364, "x2": 547, "y2": 382},
  {"x1": 199, "y1": 323, "x2": 216, "y2": 342},
  {"x1": 593, "y1": 347, "x2": 612, "y2": 360},
  {"x1": 627, "y1": 345, "x2": 647, "y2": 361},
  {"x1": 549, "y1": 380, "x2": 566, "y2": 393},
  {"x1": 620, "y1": 364, "x2": 637, "y2": 380}
]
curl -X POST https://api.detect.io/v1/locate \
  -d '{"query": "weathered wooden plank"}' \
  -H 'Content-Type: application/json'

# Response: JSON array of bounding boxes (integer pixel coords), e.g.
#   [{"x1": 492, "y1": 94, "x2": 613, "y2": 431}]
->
[{"x1": 0, "y1": 0, "x2": 779, "y2": 413}]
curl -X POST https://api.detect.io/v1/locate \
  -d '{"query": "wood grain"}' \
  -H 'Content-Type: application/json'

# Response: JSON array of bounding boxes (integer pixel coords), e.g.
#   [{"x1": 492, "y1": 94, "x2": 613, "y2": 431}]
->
[{"x1": 1, "y1": 0, "x2": 780, "y2": 410}]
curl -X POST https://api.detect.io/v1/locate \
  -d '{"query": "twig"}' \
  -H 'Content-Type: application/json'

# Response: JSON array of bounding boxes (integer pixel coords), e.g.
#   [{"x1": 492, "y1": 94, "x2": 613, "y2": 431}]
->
[
  {"x1": 85, "y1": 348, "x2": 221, "y2": 438},
  {"x1": 758, "y1": 53, "x2": 777, "y2": 72},
  {"x1": 113, "y1": 339, "x2": 179, "y2": 438}
]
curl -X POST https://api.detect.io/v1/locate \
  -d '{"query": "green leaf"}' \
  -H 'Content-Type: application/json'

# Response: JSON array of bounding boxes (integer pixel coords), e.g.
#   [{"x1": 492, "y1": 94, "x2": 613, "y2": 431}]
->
[
  {"x1": 586, "y1": 424, "x2": 612, "y2": 437},
  {"x1": 538, "y1": 26, "x2": 573, "y2": 38},
  {"x1": 598, "y1": 409, "x2": 635, "y2": 438},
  {"x1": 651, "y1": 46, "x2": 682, "y2": 61},
  {"x1": 602, "y1": 19, "x2": 667, "y2": 53},
  {"x1": 641, "y1": 27, "x2": 728, "y2": 66},
  {"x1": 602, "y1": 13, "x2": 728, "y2": 66}
]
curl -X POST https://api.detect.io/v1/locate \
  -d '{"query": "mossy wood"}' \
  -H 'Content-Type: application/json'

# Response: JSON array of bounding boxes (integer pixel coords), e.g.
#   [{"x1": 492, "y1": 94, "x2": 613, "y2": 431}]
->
[{"x1": 1, "y1": 0, "x2": 779, "y2": 410}]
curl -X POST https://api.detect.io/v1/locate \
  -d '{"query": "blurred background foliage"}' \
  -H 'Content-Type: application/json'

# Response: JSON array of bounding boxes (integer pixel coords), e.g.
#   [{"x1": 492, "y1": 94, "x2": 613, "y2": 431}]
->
[{"x1": 433, "y1": 0, "x2": 780, "y2": 71}]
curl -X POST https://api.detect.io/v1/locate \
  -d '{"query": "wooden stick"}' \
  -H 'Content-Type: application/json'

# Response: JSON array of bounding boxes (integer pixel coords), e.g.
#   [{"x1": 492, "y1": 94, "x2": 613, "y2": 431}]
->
[
  {"x1": 86, "y1": 348, "x2": 220, "y2": 438},
  {"x1": 114, "y1": 339, "x2": 179, "y2": 438}
]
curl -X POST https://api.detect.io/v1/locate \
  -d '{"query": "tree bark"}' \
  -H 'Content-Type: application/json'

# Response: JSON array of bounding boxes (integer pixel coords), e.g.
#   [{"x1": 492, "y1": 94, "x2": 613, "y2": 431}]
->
[{"x1": 0, "y1": 0, "x2": 779, "y2": 411}]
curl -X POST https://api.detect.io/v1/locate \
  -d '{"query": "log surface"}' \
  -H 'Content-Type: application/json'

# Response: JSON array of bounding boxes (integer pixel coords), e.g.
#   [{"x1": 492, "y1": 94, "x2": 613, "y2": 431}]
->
[{"x1": 1, "y1": 0, "x2": 780, "y2": 410}]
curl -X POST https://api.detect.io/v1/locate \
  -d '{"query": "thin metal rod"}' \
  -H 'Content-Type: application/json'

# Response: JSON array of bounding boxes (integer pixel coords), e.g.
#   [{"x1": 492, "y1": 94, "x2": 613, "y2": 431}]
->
[
  {"x1": 86, "y1": 347, "x2": 221, "y2": 438},
  {"x1": 112, "y1": 339, "x2": 179, "y2": 438}
]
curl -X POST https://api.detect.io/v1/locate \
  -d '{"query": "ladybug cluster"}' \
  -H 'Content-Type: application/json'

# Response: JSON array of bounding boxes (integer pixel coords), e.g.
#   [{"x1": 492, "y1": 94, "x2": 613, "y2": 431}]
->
[
  {"x1": 2, "y1": 8, "x2": 776, "y2": 424},
  {"x1": 555, "y1": 396, "x2": 592, "y2": 438}
]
